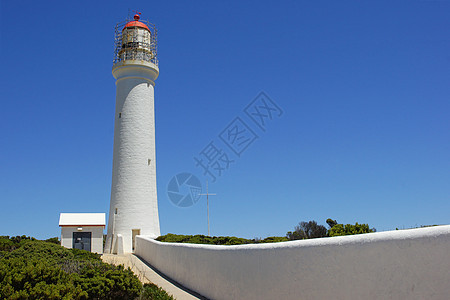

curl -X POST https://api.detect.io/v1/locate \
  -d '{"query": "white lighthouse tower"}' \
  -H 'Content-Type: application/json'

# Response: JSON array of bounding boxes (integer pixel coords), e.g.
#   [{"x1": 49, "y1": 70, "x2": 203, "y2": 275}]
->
[{"x1": 105, "y1": 13, "x2": 160, "y2": 254}]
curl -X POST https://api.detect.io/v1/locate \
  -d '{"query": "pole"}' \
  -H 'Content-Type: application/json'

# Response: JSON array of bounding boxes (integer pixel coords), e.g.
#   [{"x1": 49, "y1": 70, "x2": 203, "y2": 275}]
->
[
  {"x1": 207, "y1": 182, "x2": 210, "y2": 236},
  {"x1": 199, "y1": 180, "x2": 216, "y2": 237}
]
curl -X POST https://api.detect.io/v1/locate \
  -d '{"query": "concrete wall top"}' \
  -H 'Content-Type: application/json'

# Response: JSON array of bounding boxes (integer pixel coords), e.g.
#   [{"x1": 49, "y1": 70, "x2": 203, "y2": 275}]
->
[{"x1": 142, "y1": 225, "x2": 450, "y2": 251}]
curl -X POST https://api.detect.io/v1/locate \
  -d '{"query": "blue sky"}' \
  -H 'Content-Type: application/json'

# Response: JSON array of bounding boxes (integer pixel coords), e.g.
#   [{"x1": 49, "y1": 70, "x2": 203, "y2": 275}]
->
[{"x1": 1, "y1": 1, "x2": 449, "y2": 240}]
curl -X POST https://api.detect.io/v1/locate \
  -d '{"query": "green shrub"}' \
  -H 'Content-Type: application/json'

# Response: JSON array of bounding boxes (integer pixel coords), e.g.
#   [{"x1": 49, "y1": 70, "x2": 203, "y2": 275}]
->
[
  {"x1": 0, "y1": 236, "x2": 142, "y2": 299},
  {"x1": 157, "y1": 234, "x2": 288, "y2": 245},
  {"x1": 286, "y1": 221, "x2": 328, "y2": 240},
  {"x1": 45, "y1": 237, "x2": 60, "y2": 245},
  {"x1": 137, "y1": 283, "x2": 175, "y2": 300},
  {"x1": 328, "y1": 222, "x2": 375, "y2": 237},
  {"x1": 260, "y1": 236, "x2": 289, "y2": 243}
]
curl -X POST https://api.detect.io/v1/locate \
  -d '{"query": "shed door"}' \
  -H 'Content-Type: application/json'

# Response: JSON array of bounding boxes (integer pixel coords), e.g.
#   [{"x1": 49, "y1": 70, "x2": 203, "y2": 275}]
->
[{"x1": 73, "y1": 232, "x2": 92, "y2": 252}]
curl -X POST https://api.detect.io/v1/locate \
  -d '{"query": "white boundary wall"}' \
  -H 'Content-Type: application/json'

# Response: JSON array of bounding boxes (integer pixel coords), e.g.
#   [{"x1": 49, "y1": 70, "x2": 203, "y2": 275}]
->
[{"x1": 136, "y1": 225, "x2": 450, "y2": 300}]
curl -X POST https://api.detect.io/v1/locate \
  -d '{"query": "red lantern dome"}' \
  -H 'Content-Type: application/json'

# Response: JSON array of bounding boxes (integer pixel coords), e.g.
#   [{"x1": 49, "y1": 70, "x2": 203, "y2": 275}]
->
[{"x1": 123, "y1": 14, "x2": 149, "y2": 31}]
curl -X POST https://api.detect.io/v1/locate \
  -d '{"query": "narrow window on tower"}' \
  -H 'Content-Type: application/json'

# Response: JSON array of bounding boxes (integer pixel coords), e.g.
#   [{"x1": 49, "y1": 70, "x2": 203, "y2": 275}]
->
[
  {"x1": 148, "y1": 159, "x2": 151, "y2": 166},
  {"x1": 119, "y1": 112, "x2": 122, "y2": 118},
  {"x1": 115, "y1": 208, "x2": 118, "y2": 215}
]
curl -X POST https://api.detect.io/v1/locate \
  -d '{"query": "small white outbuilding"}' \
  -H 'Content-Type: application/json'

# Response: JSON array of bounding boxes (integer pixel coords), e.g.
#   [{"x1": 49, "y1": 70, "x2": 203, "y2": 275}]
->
[{"x1": 59, "y1": 213, "x2": 106, "y2": 254}]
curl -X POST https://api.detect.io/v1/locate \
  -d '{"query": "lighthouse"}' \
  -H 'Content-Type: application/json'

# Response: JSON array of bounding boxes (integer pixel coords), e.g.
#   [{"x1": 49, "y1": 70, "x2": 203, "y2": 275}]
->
[{"x1": 105, "y1": 13, "x2": 160, "y2": 254}]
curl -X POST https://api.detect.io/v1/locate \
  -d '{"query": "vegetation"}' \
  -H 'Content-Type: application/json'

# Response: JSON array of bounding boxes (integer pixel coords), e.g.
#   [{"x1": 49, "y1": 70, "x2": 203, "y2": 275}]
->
[
  {"x1": 137, "y1": 284, "x2": 174, "y2": 300},
  {"x1": 326, "y1": 218, "x2": 338, "y2": 228},
  {"x1": 286, "y1": 218, "x2": 376, "y2": 240},
  {"x1": 158, "y1": 219, "x2": 375, "y2": 246},
  {"x1": 156, "y1": 234, "x2": 288, "y2": 245},
  {"x1": 0, "y1": 235, "x2": 174, "y2": 300},
  {"x1": 328, "y1": 222, "x2": 375, "y2": 237},
  {"x1": 286, "y1": 221, "x2": 328, "y2": 240},
  {"x1": 395, "y1": 224, "x2": 438, "y2": 230}
]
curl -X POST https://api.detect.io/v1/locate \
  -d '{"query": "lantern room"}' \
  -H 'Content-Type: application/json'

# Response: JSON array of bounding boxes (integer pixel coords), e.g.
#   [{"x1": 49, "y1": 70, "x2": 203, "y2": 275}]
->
[{"x1": 113, "y1": 13, "x2": 158, "y2": 65}]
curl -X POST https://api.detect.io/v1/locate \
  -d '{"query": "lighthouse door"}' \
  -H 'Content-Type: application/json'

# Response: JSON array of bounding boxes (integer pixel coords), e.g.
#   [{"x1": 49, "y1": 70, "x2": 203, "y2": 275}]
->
[
  {"x1": 132, "y1": 229, "x2": 140, "y2": 251},
  {"x1": 73, "y1": 232, "x2": 92, "y2": 252}
]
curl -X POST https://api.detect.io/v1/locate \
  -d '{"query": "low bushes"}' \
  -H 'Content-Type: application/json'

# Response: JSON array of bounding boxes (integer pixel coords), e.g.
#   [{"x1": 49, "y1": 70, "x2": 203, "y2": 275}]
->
[
  {"x1": 156, "y1": 234, "x2": 288, "y2": 245},
  {"x1": 328, "y1": 222, "x2": 375, "y2": 237},
  {"x1": 0, "y1": 236, "x2": 173, "y2": 300},
  {"x1": 286, "y1": 219, "x2": 376, "y2": 240},
  {"x1": 157, "y1": 219, "x2": 375, "y2": 246}
]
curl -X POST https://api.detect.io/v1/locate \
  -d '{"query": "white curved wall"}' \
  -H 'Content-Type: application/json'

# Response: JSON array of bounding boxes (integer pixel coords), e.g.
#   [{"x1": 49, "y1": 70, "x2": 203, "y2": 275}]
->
[
  {"x1": 136, "y1": 225, "x2": 450, "y2": 300},
  {"x1": 105, "y1": 62, "x2": 160, "y2": 254}
]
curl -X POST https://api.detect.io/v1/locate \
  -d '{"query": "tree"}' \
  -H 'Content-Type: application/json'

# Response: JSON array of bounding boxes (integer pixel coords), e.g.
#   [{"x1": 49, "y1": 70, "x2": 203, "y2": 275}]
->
[
  {"x1": 327, "y1": 221, "x2": 375, "y2": 237},
  {"x1": 326, "y1": 218, "x2": 337, "y2": 229},
  {"x1": 286, "y1": 221, "x2": 328, "y2": 240}
]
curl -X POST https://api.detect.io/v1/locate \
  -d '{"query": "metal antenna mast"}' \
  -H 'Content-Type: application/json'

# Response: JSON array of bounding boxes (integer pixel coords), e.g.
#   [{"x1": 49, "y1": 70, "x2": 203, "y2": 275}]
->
[{"x1": 199, "y1": 180, "x2": 216, "y2": 236}]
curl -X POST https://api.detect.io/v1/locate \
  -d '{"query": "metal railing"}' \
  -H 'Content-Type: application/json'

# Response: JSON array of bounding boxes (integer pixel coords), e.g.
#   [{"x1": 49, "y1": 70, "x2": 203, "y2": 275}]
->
[{"x1": 113, "y1": 19, "x2": 158, "y2": 66}]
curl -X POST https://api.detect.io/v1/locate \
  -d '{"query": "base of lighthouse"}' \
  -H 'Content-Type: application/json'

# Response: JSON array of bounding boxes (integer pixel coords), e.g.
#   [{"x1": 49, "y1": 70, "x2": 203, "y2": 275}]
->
[{"x1": 105, "y1": 60, "x2": 160, "y2": 254}]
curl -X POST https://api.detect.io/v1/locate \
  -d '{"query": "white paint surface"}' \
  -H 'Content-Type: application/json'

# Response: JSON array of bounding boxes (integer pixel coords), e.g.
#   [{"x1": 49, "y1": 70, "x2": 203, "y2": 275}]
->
[
  {"x1": 105, "y1": 60, "x2": 160, "y2": 254},
  {"x1": 59, "y1": 213, "x2": 105, "y2": 226},
  {"x1": 60, "y1": 226, "x2": 104, "y2": 254},
  {"x1": 111, "y1": 234, "x2": 124, "y2": 255},
  {"x1": 136, "y1": 225, "x2": 450, "y2": 300}
]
